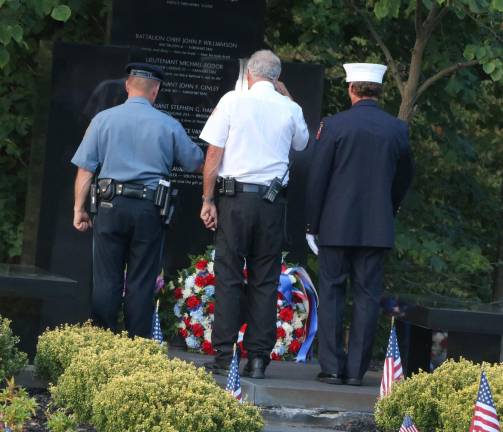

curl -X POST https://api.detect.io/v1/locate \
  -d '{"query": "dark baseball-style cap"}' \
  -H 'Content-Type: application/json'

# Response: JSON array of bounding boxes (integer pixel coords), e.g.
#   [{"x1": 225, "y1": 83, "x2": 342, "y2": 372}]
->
[{"x1": 125, "y1": 62, "x2": 165, "y2": 82}]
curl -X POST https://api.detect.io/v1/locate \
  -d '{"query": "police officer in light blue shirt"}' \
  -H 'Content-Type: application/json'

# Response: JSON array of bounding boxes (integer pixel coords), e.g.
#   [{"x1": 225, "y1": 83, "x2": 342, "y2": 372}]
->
[{"x1": 71, "y1": 62, "x2": 203, "y2": 338}]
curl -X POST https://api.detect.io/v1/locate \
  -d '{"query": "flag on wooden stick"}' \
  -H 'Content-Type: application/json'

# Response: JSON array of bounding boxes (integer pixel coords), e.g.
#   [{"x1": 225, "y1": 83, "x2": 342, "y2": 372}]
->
[
  {"x1": 469, "y1": 371, "x2": 500, "y2": 432},
  {"x1": 399, "y1": 415, "x2": 419, "y2": 432},
  {"x1": 226, "y1": 344, "x2": 242, "y2": 402},
  {"x1": 380, "y1": 325, "x2": 404, "y2": 398}
]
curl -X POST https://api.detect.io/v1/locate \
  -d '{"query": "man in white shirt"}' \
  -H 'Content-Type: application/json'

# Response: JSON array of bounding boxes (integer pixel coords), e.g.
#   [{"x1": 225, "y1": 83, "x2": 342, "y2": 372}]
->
[{"x1": 199, "y1": 50, "x2": 309, "y2": 378}]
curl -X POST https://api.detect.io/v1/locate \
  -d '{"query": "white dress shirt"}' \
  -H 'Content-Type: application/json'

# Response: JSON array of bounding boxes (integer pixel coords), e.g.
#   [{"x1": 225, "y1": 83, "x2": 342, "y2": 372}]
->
[{"x1": 199, "y1": 81, "x2": 309, "y2": 185}]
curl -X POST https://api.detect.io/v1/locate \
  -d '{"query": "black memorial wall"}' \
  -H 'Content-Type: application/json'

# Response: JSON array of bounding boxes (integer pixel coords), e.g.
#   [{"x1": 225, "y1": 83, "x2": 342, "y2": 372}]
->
[
  {"x1": 35, "y1": 2, "x2": 324, "y2": 316},
  {"x1": 111, "y1": 0, "x2": 266, "y2": 59}
]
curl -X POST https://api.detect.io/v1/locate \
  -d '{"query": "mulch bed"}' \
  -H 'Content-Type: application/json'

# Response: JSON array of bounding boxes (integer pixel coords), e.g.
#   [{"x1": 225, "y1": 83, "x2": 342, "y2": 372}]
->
[{"x1": 25, "y1": 389, "x2": 94, "y2": 432}]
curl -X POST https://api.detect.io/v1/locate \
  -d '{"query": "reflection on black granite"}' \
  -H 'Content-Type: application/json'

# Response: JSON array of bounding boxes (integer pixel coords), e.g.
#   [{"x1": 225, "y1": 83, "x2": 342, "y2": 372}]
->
[
  {"x1": 0, "y1": 264, "x2": 74, "y2": 281},
  {"x1": 81, "y1": 78, "x2": 127, "y2": 126}
]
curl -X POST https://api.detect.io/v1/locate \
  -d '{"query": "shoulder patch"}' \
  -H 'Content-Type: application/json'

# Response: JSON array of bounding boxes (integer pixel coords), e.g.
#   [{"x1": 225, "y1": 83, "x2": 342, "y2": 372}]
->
[{"x1": 316, "y1": 121, "x2": 324, "y2": 140}]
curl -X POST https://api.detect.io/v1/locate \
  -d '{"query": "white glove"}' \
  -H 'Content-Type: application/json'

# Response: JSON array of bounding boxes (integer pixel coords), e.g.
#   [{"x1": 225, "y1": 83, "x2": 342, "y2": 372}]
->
[{"x1": 306, "y1": 234, "x2": 319, "y2": 256}]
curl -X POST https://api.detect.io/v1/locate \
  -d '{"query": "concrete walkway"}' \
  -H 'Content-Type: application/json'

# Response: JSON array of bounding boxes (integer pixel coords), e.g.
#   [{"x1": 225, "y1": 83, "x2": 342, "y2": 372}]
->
[{"x1": 169, "y1": 348, "x2": 380, "y2": 413}]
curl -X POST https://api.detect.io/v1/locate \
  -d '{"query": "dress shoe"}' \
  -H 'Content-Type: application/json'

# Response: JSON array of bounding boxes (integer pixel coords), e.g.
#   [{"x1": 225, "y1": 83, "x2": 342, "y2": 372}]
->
[
  {"x1": 243, "y1": 357, "x2": 266, "y2": 379},
  {"x1": 204, "y1": 361, "x2": 230, "y2": 376},
  {"x1": 344, "y1": 377, "x2": 362, "y2": 386},
  {"x1": 316, "y1": 372, "x2": 343, "y2": 385}
]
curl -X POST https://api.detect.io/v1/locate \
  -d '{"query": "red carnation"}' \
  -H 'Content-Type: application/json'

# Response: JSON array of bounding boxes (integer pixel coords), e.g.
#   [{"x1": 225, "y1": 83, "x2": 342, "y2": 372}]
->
[
  {"x1": 288, "y1": 340, "x2": 301, "y2": 354},
  {"x1": 194, "y1": 276, "x2": 206, "y2": 287},
  {"x1": 186, "y1": 295, "x2": 201, "y2": 309},
  {"x1": 207, "y1": 302, "x2": 215, "y2": 314},
  {"x1": 294, "y1": 328, "x2": 305, "y2": 338},
  {"x1": 174, "y1": 287, "x2": 183, "y2": 299},
  {"x1": 278, "y1": 307, "x2": 294, "y2": 322},
  {"x1": 271, "y1": 352, "x2": 281, "y2": 361},
  {"x1": 179, "y1": 328, "x2": 188, "y2": 338},
  {"x1": 205, "y1": 273, "x2": 216, "y2": 286},
  {"x1": 276, "y1": 327, "x2": 286, "y2": 339},
  {"x1": 192, "y1": 323, "x2": 204, "y2": 337},
  {"x1": 183, "y1": 317, "x2": 191, "y2": 328},
  {"x1": 195, "y1": 259, "x2": 208, "y2": 270},
  {"x1": 201, "y1": 340, "x2": 215, "y2": 355},
  {"x1": 281, "y1": 263, "x2": 287, "y2": 273},
  {"x1": 243, "y1": 268, "x2": 248, "y2": 280}
]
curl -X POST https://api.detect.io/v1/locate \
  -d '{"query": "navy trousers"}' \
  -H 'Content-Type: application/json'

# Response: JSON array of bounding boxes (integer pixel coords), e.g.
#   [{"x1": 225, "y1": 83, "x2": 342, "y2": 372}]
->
[
  {"x1": 92, "y1": 196, "x2": 162, "y2": 338},
  {"x1": 318, "y1": 246, "x2": 387, "y2": 379},
  {"x1": 213, "y1": 193, "x2": 285, "y2": 364}
]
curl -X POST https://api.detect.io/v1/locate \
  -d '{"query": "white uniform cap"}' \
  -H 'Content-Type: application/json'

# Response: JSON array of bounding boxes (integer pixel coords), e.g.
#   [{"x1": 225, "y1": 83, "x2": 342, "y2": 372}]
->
[{"x1": 343, "y1": 63, "x2": 387, "y2": 84}]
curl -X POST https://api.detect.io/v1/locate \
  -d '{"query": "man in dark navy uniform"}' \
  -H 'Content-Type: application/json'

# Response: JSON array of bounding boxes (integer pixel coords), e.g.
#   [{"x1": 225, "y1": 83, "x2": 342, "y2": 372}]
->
[
  {"x1": 305, "y1": 63, "x2": 414, "y2": 385},
  {"x1": 72, "y1": 63, "x2": 203, "y2": 338}
]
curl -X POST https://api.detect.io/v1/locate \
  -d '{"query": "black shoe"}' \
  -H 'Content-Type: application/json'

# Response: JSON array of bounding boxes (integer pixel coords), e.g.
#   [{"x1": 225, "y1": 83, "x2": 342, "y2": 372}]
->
[
  {"x1": 243, "y1": 357, "x2": 266, "y2": 379},
  {"x1": 344, "y1": 377, "x2": 362, "y2": 386},
  {"x1": 316, "y1": 372, "x2": 343, "y2": 385},
  {"x1": 204, "y1": 361, "x2": 230, "y2": 376}
]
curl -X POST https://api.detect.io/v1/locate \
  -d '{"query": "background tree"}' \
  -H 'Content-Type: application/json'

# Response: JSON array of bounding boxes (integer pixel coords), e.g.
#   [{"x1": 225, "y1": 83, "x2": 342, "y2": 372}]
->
[
  {"x1": 266, "y1": 0, "x2": 503, "y2": 303},
  {"x1": 0, "y1": 0, "x2": 109, "y2": 261}
]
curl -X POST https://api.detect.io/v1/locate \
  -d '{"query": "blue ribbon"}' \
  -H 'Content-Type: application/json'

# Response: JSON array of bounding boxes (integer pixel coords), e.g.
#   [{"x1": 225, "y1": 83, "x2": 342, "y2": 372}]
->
[
  {"x1": 278, "y1": 274, "x2": 294, "y2": 305},
  {"x1": 277, "y1": 267, "x2": 318, "y2": 363},
  {"x1": 289, "y1": 267, "x2": 318, "y2": 363}
]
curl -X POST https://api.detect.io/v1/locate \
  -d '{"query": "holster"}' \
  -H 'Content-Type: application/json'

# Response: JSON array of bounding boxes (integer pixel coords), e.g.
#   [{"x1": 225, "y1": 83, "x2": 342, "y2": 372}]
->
[{"x1": 98, "y1": 178, "x2": 115, "y2": 201}]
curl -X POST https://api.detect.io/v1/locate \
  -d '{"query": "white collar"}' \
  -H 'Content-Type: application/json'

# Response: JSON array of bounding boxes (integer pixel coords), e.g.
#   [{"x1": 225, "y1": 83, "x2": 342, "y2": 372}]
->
[{"x1": 250, "y1": 81, "x2": 275, "y2": 91}]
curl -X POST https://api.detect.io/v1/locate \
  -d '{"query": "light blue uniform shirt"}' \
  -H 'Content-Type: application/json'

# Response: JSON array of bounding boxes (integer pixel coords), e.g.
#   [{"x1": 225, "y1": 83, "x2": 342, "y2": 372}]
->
[{"x1": 71, "y1": 97, "x2": 203, "y2": 189}]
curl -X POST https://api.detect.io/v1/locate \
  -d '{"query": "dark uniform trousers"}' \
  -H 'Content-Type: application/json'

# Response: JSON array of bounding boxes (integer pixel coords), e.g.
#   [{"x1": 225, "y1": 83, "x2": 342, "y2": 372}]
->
[
  {"x1": 318, "y1": 246, "x2": 387, "y2": 379},
  {"x1": 92, "y1": 196, "x2": 162, "y2": 338},
  {"x1": 213, "y1": 192, "x2": 285, "y2": 364}
]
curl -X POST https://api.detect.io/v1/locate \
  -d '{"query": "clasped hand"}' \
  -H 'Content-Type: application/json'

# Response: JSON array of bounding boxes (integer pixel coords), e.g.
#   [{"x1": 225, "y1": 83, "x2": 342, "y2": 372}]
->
[{"x1": 200, "y1": 201, "x2": 217, "y2": 231}]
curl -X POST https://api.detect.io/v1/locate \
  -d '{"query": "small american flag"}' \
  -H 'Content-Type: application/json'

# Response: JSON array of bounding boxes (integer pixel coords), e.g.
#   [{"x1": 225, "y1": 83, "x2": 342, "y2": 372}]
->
[
  {"x1": 380, "y1": 325, "x2": 404, "y2": 398},
  {"x1": 469, "y1": 372, "x2": 500, "y2": 432},
  {"x1": 400, "y1": 415, "x2": 419, "y2": 432},
  {"x1": 225, "y1": 346, "x2": 242, "y2": 402},
  {"x1": 151, "y1": 300, "x2": 163, "y2": 343}
]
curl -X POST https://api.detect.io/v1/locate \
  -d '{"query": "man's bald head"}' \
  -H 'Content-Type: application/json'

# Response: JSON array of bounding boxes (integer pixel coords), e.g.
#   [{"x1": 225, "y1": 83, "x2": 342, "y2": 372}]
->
[{"x1": 125, "y1": 76, "x2": 161, "y2": 103}]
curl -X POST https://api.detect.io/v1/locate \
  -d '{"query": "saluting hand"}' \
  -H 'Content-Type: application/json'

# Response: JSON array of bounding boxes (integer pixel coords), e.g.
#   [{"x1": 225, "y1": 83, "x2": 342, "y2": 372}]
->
[
  {"x1": 200, "y1": 201, "x2": 218, "y2": 231},
  {"x1": 74, "y1": 209, "x2": 92, "y2": 232},
  {"x1": 274, "y1": 81, "x2": 292, "y2": 100}
]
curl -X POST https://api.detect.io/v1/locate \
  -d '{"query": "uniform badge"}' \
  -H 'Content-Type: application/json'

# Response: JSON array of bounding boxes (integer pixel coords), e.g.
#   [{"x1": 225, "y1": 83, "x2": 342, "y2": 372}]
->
[{"x1": 316, "y1": 121, "x2": 324, "y2": 140}]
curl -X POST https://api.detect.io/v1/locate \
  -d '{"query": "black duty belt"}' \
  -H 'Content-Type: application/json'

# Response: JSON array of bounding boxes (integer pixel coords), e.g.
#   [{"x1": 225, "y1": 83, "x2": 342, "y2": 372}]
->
[
  {"x1": 98, "y1": 179, "x2": 156, "y2": 202},
  {"x1": 115, "y1": 182, "x2": 155, "y2": 201},
  {"x1": 235, "y1": 182, "x2": 269, "y2": 195}
]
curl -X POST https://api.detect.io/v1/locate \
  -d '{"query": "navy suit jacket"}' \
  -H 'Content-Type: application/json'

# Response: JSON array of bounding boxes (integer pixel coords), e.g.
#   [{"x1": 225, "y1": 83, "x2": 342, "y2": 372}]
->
[{"x1": 305, "y1": 99, "x2": 414, "y2": 248}]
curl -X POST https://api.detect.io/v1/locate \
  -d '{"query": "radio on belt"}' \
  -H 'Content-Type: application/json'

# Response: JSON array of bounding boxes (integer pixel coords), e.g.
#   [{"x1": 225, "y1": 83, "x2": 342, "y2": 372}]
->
[{"x1": 155, "y1": 179, "x2": 177, "y2": 225}]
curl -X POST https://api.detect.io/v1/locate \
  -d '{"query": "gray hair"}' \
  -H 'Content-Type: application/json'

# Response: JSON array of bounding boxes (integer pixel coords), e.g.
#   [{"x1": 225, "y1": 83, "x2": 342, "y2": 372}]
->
[{"x1": 247, "y1": 50, "x2": 281, "y2": 81}]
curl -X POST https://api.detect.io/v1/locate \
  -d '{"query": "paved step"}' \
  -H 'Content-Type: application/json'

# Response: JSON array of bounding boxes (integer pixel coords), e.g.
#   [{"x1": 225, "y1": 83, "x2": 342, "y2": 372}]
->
[{"x1": 169, "y1": 348, "x2": 380, "y2": 412}]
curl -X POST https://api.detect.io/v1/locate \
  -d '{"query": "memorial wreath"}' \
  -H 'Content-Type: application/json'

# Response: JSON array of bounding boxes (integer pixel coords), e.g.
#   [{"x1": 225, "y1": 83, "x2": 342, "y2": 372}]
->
[{"x1": 167, "y1": 248, "x2": 318, "y2": 361}]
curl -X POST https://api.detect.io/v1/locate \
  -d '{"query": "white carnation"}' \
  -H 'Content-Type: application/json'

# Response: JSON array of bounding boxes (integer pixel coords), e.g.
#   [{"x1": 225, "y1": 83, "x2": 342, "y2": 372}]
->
[
  {"x1": 282, "y1": 322, "x2": 293, "y2": 334},
  {"x1": 185, "y1": 275, "x2": 195, "y2": 290}
]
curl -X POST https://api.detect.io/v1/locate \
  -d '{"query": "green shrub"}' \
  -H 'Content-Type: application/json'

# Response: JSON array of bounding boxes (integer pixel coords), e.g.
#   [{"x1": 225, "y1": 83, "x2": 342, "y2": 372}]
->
[
  {"x1": 92, "y1": 370, "x2": 264, "y2": 432},
  {"x1": 50, "y1": 337, "x2": 170, "y2": 422},
  {"x1": 0, "y1": 315, "x2": 27, "y2": 381},
  {"x1": 34, "y1": 322, "x2": 118, "y2": 383},
  {"x1": 375, "y1": 359, "x2": 503, "y2": 431},
  {"x1": 46, "y1": 408, "x2": 78, "y2": 432},
  {"x1": 0, "y1": 378, "x2": 37, "y2": 432}
]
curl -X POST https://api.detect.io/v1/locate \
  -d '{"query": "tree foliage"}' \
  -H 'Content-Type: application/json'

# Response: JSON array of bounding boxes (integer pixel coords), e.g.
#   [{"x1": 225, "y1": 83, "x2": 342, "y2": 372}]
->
[
  {"x1": 0, "y1": 0, "x2": 109, "y2": 261},
  {"x1": 266, "y1": 0, "x2": 503, "y2": 301}
]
